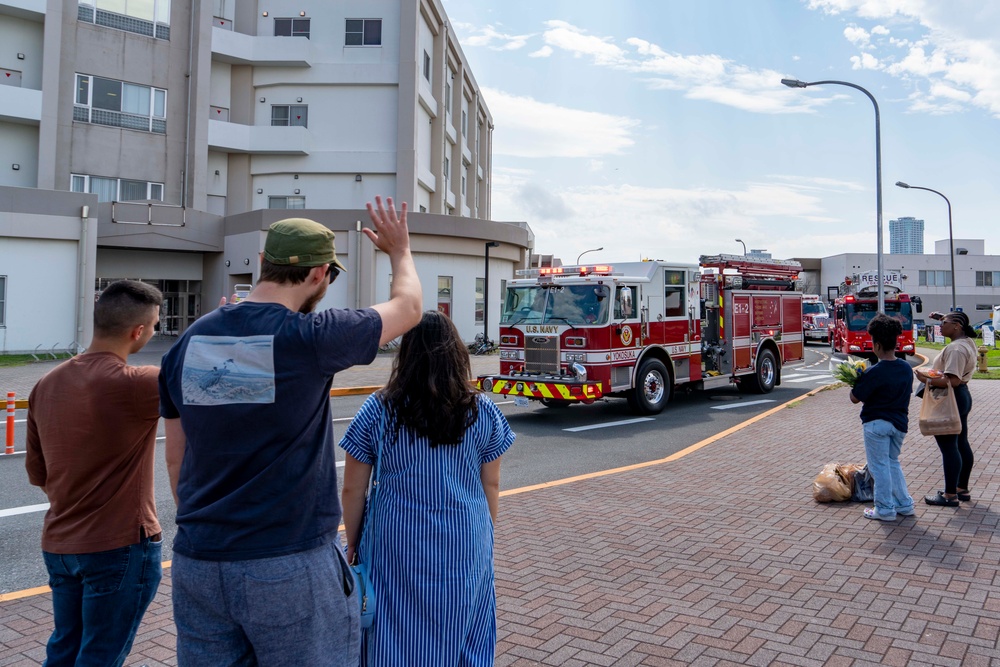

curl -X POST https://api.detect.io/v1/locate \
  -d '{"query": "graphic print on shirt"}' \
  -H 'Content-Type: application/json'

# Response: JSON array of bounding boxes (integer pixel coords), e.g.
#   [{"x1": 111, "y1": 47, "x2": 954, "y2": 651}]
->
[{"x1": 181, "y1": 335, "x2": 276, "y2": 405}]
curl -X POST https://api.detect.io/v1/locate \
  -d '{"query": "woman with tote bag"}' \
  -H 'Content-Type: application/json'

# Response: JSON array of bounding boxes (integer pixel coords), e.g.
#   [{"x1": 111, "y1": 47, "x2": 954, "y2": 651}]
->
[
  {"x1": 340, "y1": 311, "x2": 515, "y2": 666},
  {"x1": 914, "y1": 311, "x2": 979, "y2": 507}
]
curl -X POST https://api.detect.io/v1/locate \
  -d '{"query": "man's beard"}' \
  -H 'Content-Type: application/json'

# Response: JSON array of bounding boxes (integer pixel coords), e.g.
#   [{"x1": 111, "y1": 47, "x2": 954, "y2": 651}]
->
[{"x1": 298, "y1": 282, "x2": 327, "y2": 314}]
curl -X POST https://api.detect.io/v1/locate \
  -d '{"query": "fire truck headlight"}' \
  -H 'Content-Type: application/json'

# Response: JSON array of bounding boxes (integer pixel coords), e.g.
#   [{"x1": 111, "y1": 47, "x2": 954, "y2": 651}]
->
[
  {"x1": 570, "y1": 362, "x2": 587, "y2": 383},
  {"x1": 849, "y1": 345, "x2": 861, "y2": 352},
  {"x1": 566, "y1": 352, "x2": 586, "y2": 362},
  {"x1": 500, "y1": 350, "x2": 520, "y2": 360},
  {"x1": 903, "y1": 344, "x2": 914, "y2": 351},
  {"x1": 804, "y1": 322, "x2": 814, "y2": 330},
  {"x1": 482, "y1": 378, "x2": 493, "y2": 392}
]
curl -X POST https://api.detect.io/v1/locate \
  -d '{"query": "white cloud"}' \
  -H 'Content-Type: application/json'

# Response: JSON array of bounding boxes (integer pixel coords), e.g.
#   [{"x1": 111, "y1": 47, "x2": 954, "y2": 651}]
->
[
  {"x1": 529, "y1": 45, "x2": 553, "y2": 58},
  {"x1": 850, "y1": 52, "x2": 883, "y2": 69},
  {"x1": 793, "y1": 55, "x2": 802, "y2": 61},
  {"x1": 491, "y1": 177, "x2": 870, "y2": 261},
  {"x1": 482, "y1": 87, "x2": 639, "y2": 158},
  {"x1": 541, "y1": 20, "x2": 626, "y2": 65},
  {"x1": 871, "y1": 25, "x2": 890, "y2": 35},
  {"x1": 455, "y1": 23, "x2": 532, "y2": 51},
  {"x1": 808, "y1": 0, "x2": 1000, "y2": 117},
  {"x1": 844, "y1": 25, "x2": 871, "y2": 47}
]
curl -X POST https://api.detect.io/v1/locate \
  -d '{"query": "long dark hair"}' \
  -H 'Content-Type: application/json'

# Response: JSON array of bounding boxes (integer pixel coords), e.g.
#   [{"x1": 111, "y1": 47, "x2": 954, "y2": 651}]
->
[{"x1": 381, "y1": 311, "x2": 479, "y2": 447}]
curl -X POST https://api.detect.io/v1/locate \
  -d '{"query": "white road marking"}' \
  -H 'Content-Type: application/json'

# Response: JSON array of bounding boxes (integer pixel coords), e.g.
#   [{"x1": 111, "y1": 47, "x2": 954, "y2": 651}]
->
[
  {"x1": 711, "y1": 399, "x2": 776, "y2": 410},
  {"x1": 0, "y1": 503, "x2": 49, "y2": 518},
  {"x1": 564, "y1": 418, "x2": 654, "y2": 432},
  {"x1": 782, "y1": 374, "x2": 807, "y2": 380},
  {"x1": 787, "y1": 376, "x2": 829, "y2": 383}
]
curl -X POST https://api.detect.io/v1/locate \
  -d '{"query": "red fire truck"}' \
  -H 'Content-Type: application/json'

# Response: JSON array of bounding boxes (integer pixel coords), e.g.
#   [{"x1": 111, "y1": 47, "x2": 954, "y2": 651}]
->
[
  {"x1": 829, "y1": 271, "x2": 922, "y2": 357},
  {"x1": 802, "y1": 294, "x2": 831, "y2": 344},
  {"x1": 476, "y1": 254, "x2": 805, "y2": 414}
]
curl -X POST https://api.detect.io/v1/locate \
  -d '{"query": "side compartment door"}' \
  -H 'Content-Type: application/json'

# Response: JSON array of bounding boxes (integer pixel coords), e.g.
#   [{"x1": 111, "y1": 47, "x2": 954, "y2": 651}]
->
[
  {"x1": 781, "y1": 294, "x2": 804, "y2": 363},
  {"x1": 729, "y1": 292, "x2": 753, "y2": 373}
]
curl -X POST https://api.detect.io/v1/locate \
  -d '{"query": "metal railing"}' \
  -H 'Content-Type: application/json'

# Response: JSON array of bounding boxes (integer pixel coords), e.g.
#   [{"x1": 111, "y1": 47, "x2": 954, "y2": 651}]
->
[
  {"x1": 111, "y1": 201, "x2": 187, "y2": 227},
  {"x1": 73, "y1": 105, "x2": 167, "y2": 135}
]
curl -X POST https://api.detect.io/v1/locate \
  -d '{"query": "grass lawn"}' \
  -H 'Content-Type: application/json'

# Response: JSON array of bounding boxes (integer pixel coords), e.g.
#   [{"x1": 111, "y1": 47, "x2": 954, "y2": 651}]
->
[{"x1": 0, "y1": 353, "x2": 73, "y2": 368}]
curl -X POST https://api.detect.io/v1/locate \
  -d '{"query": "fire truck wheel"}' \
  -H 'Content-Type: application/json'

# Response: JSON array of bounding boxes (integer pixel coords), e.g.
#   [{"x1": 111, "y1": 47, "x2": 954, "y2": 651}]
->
[
  {"x1": 627, "y1": 358, "x2": 671, "y2": 414},
  {"x1": 742, "y1": 349, "x2": 777, "y2": 394},
  {"x1": 540, "y1": 398, "x2": 571, "y2": 408}
]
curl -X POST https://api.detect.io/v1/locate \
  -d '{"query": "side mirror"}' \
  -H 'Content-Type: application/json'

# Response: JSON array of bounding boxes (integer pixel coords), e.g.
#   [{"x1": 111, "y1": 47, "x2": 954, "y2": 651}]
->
[
  {"x1": 913, "y1": 296, "x2": 923, "y2": 313},
  {"x1": 619, "y1": 286, "x2": 633, "y2": 318}
]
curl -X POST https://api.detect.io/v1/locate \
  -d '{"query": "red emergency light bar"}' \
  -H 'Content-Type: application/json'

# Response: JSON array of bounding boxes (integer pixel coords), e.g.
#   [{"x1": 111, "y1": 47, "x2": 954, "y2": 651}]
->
[
  {"x1": 844, "y1": 295, "x2": 855, "y2": 303},
  {"x1": 575, "y1": 265, "x2": 614, "y2": 275},
  {"x1": 539, "y1": 267, "x2": 564, "y2": 276}
]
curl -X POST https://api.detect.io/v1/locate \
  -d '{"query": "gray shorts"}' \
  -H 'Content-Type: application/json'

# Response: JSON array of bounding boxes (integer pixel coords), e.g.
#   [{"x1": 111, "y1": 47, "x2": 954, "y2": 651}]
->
[{"x1": 173, "y1": 541, "x2": 360, "y2": 667}]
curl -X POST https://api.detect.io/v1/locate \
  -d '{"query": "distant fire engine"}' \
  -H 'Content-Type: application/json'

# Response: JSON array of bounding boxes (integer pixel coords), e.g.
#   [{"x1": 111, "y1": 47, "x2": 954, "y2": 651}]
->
[
  {"x1": 802, "y1": 294, "x2": 831, "y2": 344},
  {"x1": 830, "y1": 271, "x2": 922, "y2": 357},
  {"x1": 476, "y1": 254, "x2": 805, "y2": 414}
]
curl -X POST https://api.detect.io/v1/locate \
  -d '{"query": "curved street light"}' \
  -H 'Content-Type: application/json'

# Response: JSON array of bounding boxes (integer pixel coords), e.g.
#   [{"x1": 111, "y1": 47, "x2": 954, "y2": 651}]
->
[
  {"x1": 781, "y1": 77, "x2": 885, "y2": 314},
  {"x1": 576, "y1": 246, "x2": 603, "y2": 264},
  {"x1": 896, "y1": 181, "x2": 956, "y2": 312},
  {"x1": 735, "y1": 238, "x2": 747, "y2": 255}
]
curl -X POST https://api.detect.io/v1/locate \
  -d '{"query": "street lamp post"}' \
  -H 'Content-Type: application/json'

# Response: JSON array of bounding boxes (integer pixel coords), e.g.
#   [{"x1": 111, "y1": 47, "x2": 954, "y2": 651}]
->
[
  {"x1": 735, "y1": 238, "x2": 747, "y2": 255},
  {"x1": 781, "y1": 77, "x2": 885, "y2": 313},
  {"x1": 576, "y1": 246, "x2": 603, "y2": 264},
  {"x1": 896, "y1": 181, "x2": 956, "y2": 312},
  {"x1": 484, "y1": 241, "x2": 499, "y2": 343}
]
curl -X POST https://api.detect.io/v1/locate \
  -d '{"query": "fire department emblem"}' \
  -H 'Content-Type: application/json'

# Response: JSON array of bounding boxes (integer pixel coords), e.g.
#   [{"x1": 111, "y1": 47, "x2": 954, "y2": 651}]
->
[{"x1": 620, "y1": 326, "x2": 633, "y2": 346}]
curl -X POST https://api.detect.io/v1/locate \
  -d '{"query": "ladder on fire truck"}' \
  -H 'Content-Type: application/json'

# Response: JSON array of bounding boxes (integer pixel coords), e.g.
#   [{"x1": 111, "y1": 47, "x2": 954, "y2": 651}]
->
[{"x1": 699, "y1": 254, "x2": 802, "y2": 290}]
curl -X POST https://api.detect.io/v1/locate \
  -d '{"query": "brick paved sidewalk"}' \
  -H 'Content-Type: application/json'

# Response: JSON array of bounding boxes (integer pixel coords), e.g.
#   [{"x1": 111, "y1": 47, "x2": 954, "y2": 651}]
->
[{"x1": 3, "y1": 381, "x2": 999, "y2": 666}]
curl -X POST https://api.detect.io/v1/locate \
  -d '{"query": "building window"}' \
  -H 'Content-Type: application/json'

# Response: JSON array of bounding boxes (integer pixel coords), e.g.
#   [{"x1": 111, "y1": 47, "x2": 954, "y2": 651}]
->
[
  {"x1": 475, "y1": 278, "x2": 484, "y2": 324},
  {"x1": 78, "y1": 0, "x2": 171, "y2": 40},
  {"x1": 919, "y1": 270, "x2": 952, "y2": 287},
  {"x1": 268, "y1": 196, "x2": 306, "y2": 209},
  {"x1": 443, "y1": 156, "x2": 450, "y2": 179},
  {"x1": 461, "y1": 172, "x2": 466, "y2": 196},
  {"x1": 476, "y1": 122, "x2": 482, "y2": 154},
  {"x1": 271, "y1": 105, "x2": 308, "y2": 127},
  {"x1": 437, "y1": 276, "x2": 452, "y2": 317},
  {"x1": 975, "y1": 271, "x2": 1000, "y2": 287},
  {"x1": 423, "y1": 51, "x2": 431, "y2": 81},
  {"x1": 274, "y1": 17, "x2": 310, "y2": 38},
  {"x1": 74, "y1": 74, "x2": 166, "y2": 134},
  {"x1": 445, "y1": 81, "x2": 451, "y2": 115},
  {"x1": 976, "y1": 304, "x2": 997, "y2": 311},
  {"x1": 0, "y1": 275, "x2": 6, "y2": 327},
  {"x1": 71, "y1": 174, "x2": 164, "y2": 202},
  {"x1": 419, "y1": 205, "x2": 427, "y2": 213},
  {"x1": 345, "y1": 18, "x2": 381, "y2": 46},
  {"x1": 462, "y1": 110, "x2": 467, "y2": 136}
]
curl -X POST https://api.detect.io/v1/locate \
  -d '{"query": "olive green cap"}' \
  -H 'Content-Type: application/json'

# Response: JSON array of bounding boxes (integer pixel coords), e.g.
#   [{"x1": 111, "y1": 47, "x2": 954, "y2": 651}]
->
[{"x1": 263, "y1": 218, "x2": 347, "y2": 272}]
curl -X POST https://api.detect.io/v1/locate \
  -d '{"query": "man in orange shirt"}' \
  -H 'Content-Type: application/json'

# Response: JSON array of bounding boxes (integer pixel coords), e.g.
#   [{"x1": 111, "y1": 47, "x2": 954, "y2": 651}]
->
[{"x1": 26, "y1": 280, "x2": 164, "y2": 667}]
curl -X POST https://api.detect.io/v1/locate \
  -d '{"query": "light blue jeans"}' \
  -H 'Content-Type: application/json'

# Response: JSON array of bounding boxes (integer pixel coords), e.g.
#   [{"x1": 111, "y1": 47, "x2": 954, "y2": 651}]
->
[
  {"x1": 172, "y1": 541, "x2": 359, "y2": 667},
  {"x1": 863, "y1": 419, "x2": 915, "y2": 519}
]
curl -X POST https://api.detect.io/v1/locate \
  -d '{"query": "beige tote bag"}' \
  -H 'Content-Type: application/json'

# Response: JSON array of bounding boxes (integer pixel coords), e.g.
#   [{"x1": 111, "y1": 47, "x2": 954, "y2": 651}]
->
[{"x1": 918, "y1": 381, "x2": 962, "y2": 436}]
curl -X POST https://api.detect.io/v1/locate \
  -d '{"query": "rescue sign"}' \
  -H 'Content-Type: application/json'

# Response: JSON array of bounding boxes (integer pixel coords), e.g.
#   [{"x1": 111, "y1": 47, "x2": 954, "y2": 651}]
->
[{"x1": 857, "y1": 271, "x2": 902, "y2": 290}]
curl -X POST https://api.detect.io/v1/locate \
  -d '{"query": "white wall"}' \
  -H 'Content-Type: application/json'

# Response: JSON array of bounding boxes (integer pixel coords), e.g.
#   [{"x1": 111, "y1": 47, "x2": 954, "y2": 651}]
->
[
  {"x1": 210, "y1": 61, "x2": 232, "y2": 110},
  {"x1": 0, "y1": 13, "x2": 44, "y2": 90},
  {"x1": 97, "y1": 249, "x2": 204, "y2": 280},
  {"x1": 0, "y1": 238, "x2": 78, "y2": 353},
  {"x1": 207, "y1": 151, "x2": 228, "y2": 197},
  {"x1": 0, "y1": 124, "x2": 39, "y2": 187}
]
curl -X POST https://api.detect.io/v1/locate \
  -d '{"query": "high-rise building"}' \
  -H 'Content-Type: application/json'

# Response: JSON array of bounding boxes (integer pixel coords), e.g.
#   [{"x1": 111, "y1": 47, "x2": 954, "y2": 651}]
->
[
  {"x1": 0, "y1": 0, "x2": 532, "y2": 352},
  {"x1": 890, "y1": 216, "x2": 924, "y2": 254}
]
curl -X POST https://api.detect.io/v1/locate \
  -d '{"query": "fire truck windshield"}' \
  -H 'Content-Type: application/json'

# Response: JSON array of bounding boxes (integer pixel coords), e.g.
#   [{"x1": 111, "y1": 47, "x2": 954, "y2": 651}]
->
[
  {"x1": 501, "y1": 285, "x2": 610, "y2": 326},
  {"x1": 845, "y1": 302, "x2": 913, "y2": 332},
  {"x1": 803, "y1": 302, "x2": 828, "y2": 316}
]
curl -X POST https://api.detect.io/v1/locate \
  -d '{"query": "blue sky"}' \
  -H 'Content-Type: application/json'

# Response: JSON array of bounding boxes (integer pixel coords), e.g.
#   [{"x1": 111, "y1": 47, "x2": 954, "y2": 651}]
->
[{"x1": 443, "y1": 0, "x2": 999, "y2": 265}]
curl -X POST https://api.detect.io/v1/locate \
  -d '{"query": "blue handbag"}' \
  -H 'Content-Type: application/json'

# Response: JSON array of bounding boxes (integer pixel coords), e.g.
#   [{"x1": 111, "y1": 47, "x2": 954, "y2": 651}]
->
[{"x1": 351, "y1": 403, "x2": 386, "y2": 629}]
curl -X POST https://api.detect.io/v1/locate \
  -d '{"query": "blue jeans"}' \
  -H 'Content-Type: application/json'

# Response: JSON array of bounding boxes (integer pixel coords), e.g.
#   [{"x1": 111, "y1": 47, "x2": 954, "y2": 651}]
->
[
  {"x1": 42, "y1": 536, "x2": 162, "y2": 667},
  {"x1": 172, "y1": 541, "x2": 359, "y2": 667},
  {"x1": 863, "y1": 419, "x2": 914, "y2": 519}
]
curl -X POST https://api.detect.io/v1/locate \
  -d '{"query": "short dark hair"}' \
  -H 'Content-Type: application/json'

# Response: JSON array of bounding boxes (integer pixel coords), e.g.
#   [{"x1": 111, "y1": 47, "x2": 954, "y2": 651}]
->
[
  {"x1": 867, "y1": 312, "x2": 902, "y2": 352},
  {"x1": 94, "y1": 280, "x2": 163, "y2": 336},
  {"x1": 259, "y1": 258, "x2": 312, "y2": 285}
]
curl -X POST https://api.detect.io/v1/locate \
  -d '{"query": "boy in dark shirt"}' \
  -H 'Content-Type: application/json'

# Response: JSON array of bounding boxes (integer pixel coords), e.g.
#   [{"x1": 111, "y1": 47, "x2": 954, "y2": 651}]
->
[{"x1": 850, "y1": 313, "x2": 915, "y2": 520}]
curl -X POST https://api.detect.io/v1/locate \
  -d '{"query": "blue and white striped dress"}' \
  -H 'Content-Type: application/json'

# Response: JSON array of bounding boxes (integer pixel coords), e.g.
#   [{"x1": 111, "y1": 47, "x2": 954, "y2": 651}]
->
[{"x1": 339, "y1": 393, "x2": 515, "y2": 667}]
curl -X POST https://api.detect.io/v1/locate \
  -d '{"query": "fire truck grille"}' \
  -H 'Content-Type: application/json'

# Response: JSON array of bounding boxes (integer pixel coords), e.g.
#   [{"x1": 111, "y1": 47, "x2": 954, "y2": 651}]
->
[{"x1": 524, "y1": 336, "x2": 560, "y2": 374}]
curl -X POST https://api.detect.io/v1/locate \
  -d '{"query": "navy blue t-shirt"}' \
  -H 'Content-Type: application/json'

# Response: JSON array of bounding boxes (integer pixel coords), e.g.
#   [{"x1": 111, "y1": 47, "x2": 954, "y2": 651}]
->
[
  {"x1": 159, "y1": 301, "x2": 382, "y2": 561},
  {"x1": 850, "y1": 358, "x2": 912, "y2": 432}
]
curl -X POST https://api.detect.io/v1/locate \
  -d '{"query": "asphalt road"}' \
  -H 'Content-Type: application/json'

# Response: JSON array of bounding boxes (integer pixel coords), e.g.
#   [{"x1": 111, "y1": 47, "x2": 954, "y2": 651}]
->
[{"x1": 0, "y1": 345, "x2": 857, "y2": 593}]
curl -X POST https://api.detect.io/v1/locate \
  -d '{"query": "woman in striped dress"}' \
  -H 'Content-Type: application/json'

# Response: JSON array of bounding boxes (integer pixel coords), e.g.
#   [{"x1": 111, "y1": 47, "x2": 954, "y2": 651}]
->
[{"x1": 340, "y1": 310, "x2": 515, "y2": 666}]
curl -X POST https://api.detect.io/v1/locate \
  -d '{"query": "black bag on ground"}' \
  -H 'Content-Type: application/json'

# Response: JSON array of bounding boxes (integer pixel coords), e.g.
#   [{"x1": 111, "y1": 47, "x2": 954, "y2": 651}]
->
[{"x1": 851, "y1": 464, "x2": 874, "y2": 502}]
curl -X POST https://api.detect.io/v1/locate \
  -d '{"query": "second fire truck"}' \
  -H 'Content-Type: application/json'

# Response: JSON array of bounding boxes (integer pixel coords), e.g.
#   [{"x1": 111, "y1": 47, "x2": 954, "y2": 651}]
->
[
  {"x1": 829, "y1": 270, "x2": 922, "y2": 358},
  {"x1": 477, "y1": 254, "x2": 805, "y2": 414}
]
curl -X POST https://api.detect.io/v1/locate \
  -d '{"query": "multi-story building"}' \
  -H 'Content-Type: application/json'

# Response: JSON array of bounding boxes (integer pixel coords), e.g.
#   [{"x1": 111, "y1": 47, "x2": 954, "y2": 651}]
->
[
  {"x1": 889, "y1": 216, "x2": 924, "y2": 254},
  {"x1": 0, "y1": 0, "x2": 531, "y2": 353}
]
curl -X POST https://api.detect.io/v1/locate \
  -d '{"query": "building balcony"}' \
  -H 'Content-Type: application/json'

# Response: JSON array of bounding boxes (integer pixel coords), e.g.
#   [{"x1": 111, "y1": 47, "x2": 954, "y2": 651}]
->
[
  {"x1": 207, "y1": 119, "x2": 311, "y2": 155},
  {"x1": 0, "y1": 0, "x2": 46, "y2": 20},
  {"x1": 211, "y1": 28, "x2": 312, "y2": 67},
  {"x1": 0, "y1": 85, "x2": 41, "y2": 124}
]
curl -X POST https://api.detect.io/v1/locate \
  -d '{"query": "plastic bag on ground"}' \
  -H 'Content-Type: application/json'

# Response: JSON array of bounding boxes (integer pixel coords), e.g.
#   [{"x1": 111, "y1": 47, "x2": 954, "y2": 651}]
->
[
  {"x1": 851, "y1": 464, "x2": 874, "y2": 503},
  {"x1": 812, "y1": 462, "x2": 853, "y2": 502}
]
